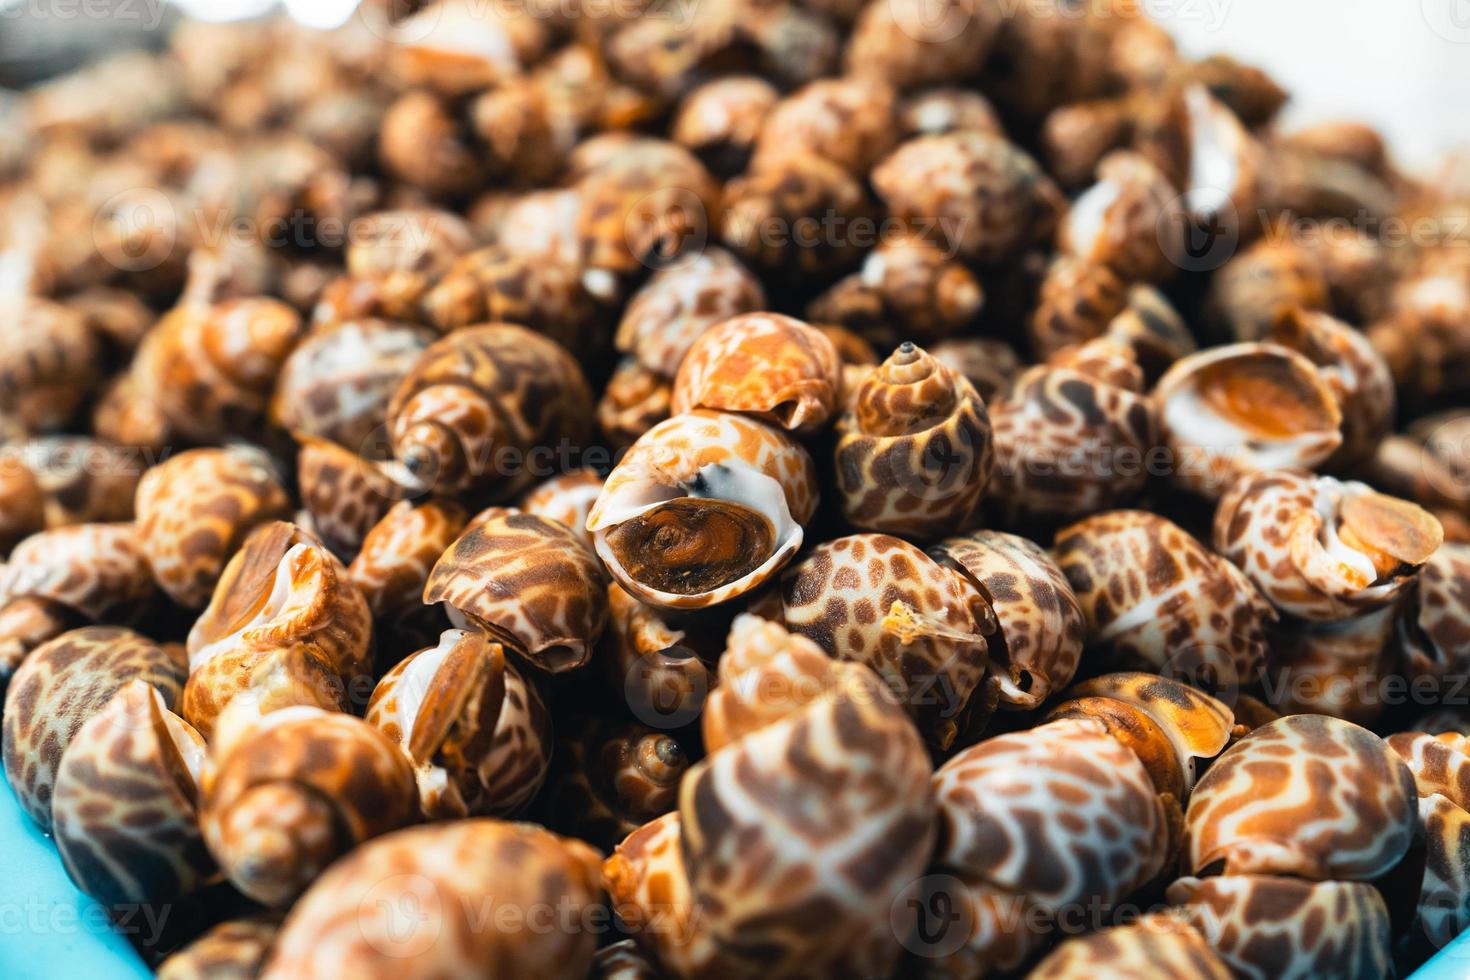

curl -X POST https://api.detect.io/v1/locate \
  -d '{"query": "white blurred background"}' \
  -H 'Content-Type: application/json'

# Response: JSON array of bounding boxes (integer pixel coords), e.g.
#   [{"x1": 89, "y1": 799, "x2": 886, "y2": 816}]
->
[{"x1": 3, "y1": 0, "x2": 1469, "y2": 169}]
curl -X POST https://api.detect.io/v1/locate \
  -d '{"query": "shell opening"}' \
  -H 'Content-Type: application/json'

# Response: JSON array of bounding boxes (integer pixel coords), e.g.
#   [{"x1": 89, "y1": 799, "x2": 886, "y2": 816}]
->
[
  {"x1": 389, "y1": 630, "x2": 465, "y2": 754},
  {"x1": 1337, "y1": 490, "x2": 1442, "y2": 580},
  {"x1": 1066, "y1": 177, "x2": 1122, "y2": 256},
  {"x1": 603, "y1": 498, "x2": 775, "y2": 597},
  {"x1": 1185, "y1": 86, "x2": 1242, "y2": 218},
  {"x1": 190, "y1": 543, "x2": 311, "y2": 673}
]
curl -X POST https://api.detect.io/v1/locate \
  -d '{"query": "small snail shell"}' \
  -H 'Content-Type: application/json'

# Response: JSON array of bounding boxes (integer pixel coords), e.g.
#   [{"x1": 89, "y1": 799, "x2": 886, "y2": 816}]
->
[
  {"x1": 156, "y1": 915, "x2": 281, "y2": 980},
  {"x1": 931, "y1": 337, "x2": 1023, "y2": 403},
  {"x1": 516, "y1": 469, "x2": 604, "y2": 553},
  {"x1": 608, "y1": 615, "x2": 935, "y2": 978},
  {"x1": 721, "y1": 149, "x2": 870, "y2": 278},
  {"x1": 1397, "y1": 543, "x2": 1470, "y2": 687},
  {"x1": 872, "y1": 132, "x2": 1062, "y2": 263},
  {"x1": 749, "y1": 76, "x2": 897, "y2": 176},
  {"x1": 844, "y1": 0, "x2": 998, "y2": 89},
  {"x1": 671, "y1": 77, "x2": 778, "y2": 177},
  {"x1": 833, "y1": 342, "x2": 993, "y2": 538},
  {"x1": 606, "y1": 583, "x2": 719, "y2": 728},
  {"x1": 14, "y1": 437, "x2": 145, "y2": 529},
  {"x1": 1104, "y1": 284, "x2": 1196, "y2": 384},
  {"x1": 988, "y1": 354, "x2": 1157, "y2": 526},
  {"x1": 598, "y1": 358, "x2": 673, "y2": 451},
  {"x1": 574, "y1": 139, "x2": 721, "y2": 279},
  {"x1": 51, "y1": 679, "x2": 212, "y2": 905},
  {"x1": 378, "y1": 91, "x2": 486, "y2": 197},
  {"x1": 184, "y1": 522, "x2": 374, "y2": 740},
  {"x1": 425, "y1": 508, "x2": 609, "y2": 672},
  {"x1": 1185, "y1": 715, "x2": 1417, "y2": 881},
  {"x1": 1153, "y1": 343, "x2": 1343, "y2": 500},
  {"x1": 271, "y1": 319, "x2": 435, "y2": 454},
  {"x1": 929, "y1": 530, "x2": 1085, "y2": 709},
  {"x1": 367, "y1": 628, "x2": 552, "y2": 818},
  {"x1": 672, "y1": 313, "x2": 842, "y2": 435},
  {"x1": 0, "y1": 598, "x2": 79, "y2": 689},
  {"x1": 127, "y1": 297, "x2": 307, "y2": 444},
  {"x1": 1054, "y1": 511, "x2": 1275, "y2": 688},
  {"x1": 386, "y1": 324, "x2": 595, "y2": 498},
  {"x1": 1027, "y1": 914, "x2": 1231, "y2": 980},
  {"x1": 544, "y1": 717, "x2": 687, "y2": 851},
  {"x1": 420, "y1": 245, "x2": 599, "y2": 348},
  {"x1": 1029, "y1": 256, "x2": 1130, "y2": 359},
  {"x1": 593, "y1": 940, "x2": 665, "y2": 980},
  {"x1": 2, "y1": 626, "x2": 186, "y2": 830},
  {"x1": 1265, "y1": 609, "x2": 1396, "y2": 725},
  {"x1": 200, "y1": 704, "x2": 417, "y2": 906},
  {"x1": 1207, "y1": 237, "x2": 1330, "y2": 343},
  {"x1": 1049, "y1": 335, "x2": 1146, "y2": 392},
  {"x1": 321, "y1": 209, "x2": 476, "y2": 324},
  {"x1": 807, "y1": 232, "x2": 985, "y2": 347},
  {"x1": 294, "y1": 436, "x2": 400, "y2": 558},
  {"x1": 261, "y1": 820, "x2": 602, "y2": 979},
  {"x1": 0, "y1": 449, "x2": 44, "y2": 553},
  {"x1": 0, "y1": 297, "x2": 99, "y2": 432},
  {"x1": 1180, "y1": 85, "x2": 1262, "y2": 235},
  {"x1": 930, "y1": 718, "x2": 1167, "y2": 975},
  {"x1": 1265, "y1": 308, "x2": 1395, "y2": 471},
  {"x1": 588, "y1": 411, "x2": 818, "y2": 610},
  {"x1": 1060, "y1": 150, "x2": 1182, "y2": 284},
  {"x1": 616, "y1": 247, "x2": 765, "y2": 378},
  {"x1": 1387, "y1": 731, "x2": 1470, "y2": 948},
  {"x1": 1168, "y1": 875, "x2": 1392, "y2": 980},
  {"x1": 349, "y1": 499, "x2": 468, "y2": 659},
  {"x1": 781, "y1": 533, "x2": 996, "y2": 748},
  {"x1": 135, "y1": 446, "x2": 293, "y2": 608},
  {"x1": 1214, "y1": 470, "x2": 1442, "y2": 619}
]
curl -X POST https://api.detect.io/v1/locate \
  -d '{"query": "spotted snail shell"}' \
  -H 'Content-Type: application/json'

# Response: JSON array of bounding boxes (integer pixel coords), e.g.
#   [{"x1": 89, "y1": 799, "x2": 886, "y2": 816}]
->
[
  {"x1": 419, "y1": 245, "x2": 600, "y2": 349},
  {"x1": 385, "y1": 323, "x2": 595, "y2": 498},
  {"x1": 749, "y1": 75, "x2": 897, "y2": 176},
  {"x1": 425, "y1": 507, "x2": 609, "y2": 672},
  {"x1": 134, "y1": 446, "x2": 293, "y2": 609},
  {"x1": 1054, "y1": 510, "x2": 1275, "y2": 689},
  {"x1": 183, "y1": 521, "x2": 374, "y2": 740},
  {"x1": 1059, "y1": 150, "x2": 1183, "y2": 285},
  {"x1": 605, "y1": 615, "x2": 936, "y2": 979},
  {"x1": 615, "y1": 247, "x2": 765, "y2": 379},
  {"x1": 1387, "y1": 731, "x2": 1470, "y2": 949},
  {"x1": 544, "y1": 716, "x2": 687, "y2": 852},
  {"x1": 2, "y1": 626, "x2": 187, "y2": 831},
  {"x1": 516, "y1": 468, "x2": 604, "y2": 553},
  {"x1": 0, "y1": 296, "x2": 99, "y2": 433},
  {"x1": 347, "y1": 498, "x2": 467, "y2": 661},
  {"x1": 11, "y1": 436, "x2": 147, "y2": 530},
  {"x1": 51, "y1": 679, "x2": 213, "y2": 906},
  {"x1": 605, "y1": 583, "x2": 720, "y2": 729},
  {"x1": 156, "y1": 915, "x2": 281, "y2": 980},
  {"x1": 261, "y1": 820, "x2": 603, "y2": 979},
  {"x1": 1396, "y1": 542, "x2": 1470, "y2": 687},
  {"x1": 317, "y1": 208, "x2": 476, "y2": 325},
  {"x1": 598, "y1": 358, "x2": 674, "y2": 451},
  {"x1": 588, "y1": 411, "x2": 819, "y2": 610},
  {"x1": 366, "y1": 628, "x2": 552, "y2": 819},
  {"x1": 1214, "y1": 469, "x2": 1442, "y2": 620},
  {"x1": 781, "y1": 533, "x2": 997, "y2": 749},
  {"x1": 835, "y1": 342, "x2": 993, "y2": 537},
  {"x1": 0, "y1": 449, "x2": 45, "y2": 554},
  {"x1": 1153, "y1": 342, "x2": 1343, "y2": 500},
  {"x1": 294, "y1": 435, "x2": 404, "y2": 557},
  {"x1": 1266, "y1": 608, "x2": 1397, "y2": 725},
  {"x1": 1027, "y1": 914, "x2": 1231, "y2": 980},
  {"x1": 928, "y1": 717, "x2": 1168, "y2": 975},
  {"x1": 200, "y1": 704, "x2": 417, "y2": 906}
]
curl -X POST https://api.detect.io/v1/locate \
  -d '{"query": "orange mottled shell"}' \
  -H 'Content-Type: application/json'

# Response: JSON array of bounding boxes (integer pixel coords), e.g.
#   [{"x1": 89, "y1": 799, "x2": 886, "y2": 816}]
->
[
  {"x1": 671, "y1": 77, "x2": 778, "y2": 177},
  {"x1": 135, "y1": 446, "x2": 293, "y2": 608},
  {"x1": 328, "y1": 208, "x2": 477, "y2": 323},
  {"x1": 1029, "y1": 255, "x2": 1130, "y2": 359},
  {"x1": 295, "y1": 436, "x2": 400, "y2": 557},
  {"x1": 750, "y1": 76, "x2": 897, "y2": 175},
  {"x1": 201, "y1": 707, "x2": 417, "y2": 906},
  {"x1": 606, "y1": 583, "x2": 719, "y2": 730},
  {"x1": 262, "y1": 821, "x2": 602, "y2": 979},
  {"x1": 544, "y1": 716, "x2": 687, "y2": 851},
  {"x1": 1185, "y1": 714, "x2": 1416, "y2": 881},
  {"x1": 156, "y1": 916, "x2": 281, "y2": 980},
  {"x1": 720, "y1": 150, "x2": 870, "y2": 278},
  {"x1": 672, "y1": 313, "x2": 841, "y2": 434},
  {"x1": 387, "y1": 323, "x2": 595, "y2": 498},
  {"x1": 14, "y1": 436, "x2": 146, "y2": 529},
  {"x1": 0, "y1": 297, "x2": 100, "y2": 432},
  {"x1": 834, "y1": 342, "x2": 993, "y2": 538},
  {"x1": 184, "y1": 522, "x2": 374, "y2": 740},
  {"x1": 844, "y1": 0, "x2": 998, "y2": 89},
  {"x1": 0, "y1": 522, "x2": 156, "y2": 622},
  {"x1": 420, "y1": 245, "x2": 599, "y2": 348},
  {"x1": 616, "y1": 247, "x2": 765, "y2": 378},
  {"x1": 1029, "y1": 915, "x2": 1230, "y2": 980},
  {"x1": 1059, "y1": 150, "x2": 1182, "y2": 284},
  {"x1": 516, "y1": 469, "x2": 604, "y2": 552},
  {"x1": 598, "y1": 358, "x2": 673, "y2": 451},
  {"x1": 348, "y1": 498, "x2": 468, "y2": 652},
  {"x1": 51, "y1": 680, "x2": 212, "y2": 905},
  {"x1": 2, "y1": 626, "x2": 187, "y2": 830},
  {"x1": 426, "y1": 508, "x2": 609, "y2": 672}
]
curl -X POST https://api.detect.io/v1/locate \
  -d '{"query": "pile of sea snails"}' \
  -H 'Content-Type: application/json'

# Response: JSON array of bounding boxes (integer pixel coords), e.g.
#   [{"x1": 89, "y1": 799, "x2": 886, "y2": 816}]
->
[{"x1": 3, "y1": 2, "x2": 1470, "y2": 978}]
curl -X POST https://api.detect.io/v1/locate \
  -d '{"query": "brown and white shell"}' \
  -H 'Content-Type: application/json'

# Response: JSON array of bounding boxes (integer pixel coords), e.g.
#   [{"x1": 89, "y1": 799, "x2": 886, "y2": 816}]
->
[
  {"x1": 1185, "y1": 714, "x2": 1417, "y2": 881},
  {"x1": 781, "y1": 533, "x2": 996, "y2": 748},
  {"x1": 419, "y1": 245, "x2": 600, "y2": 348},
  {"x1": 425, "y1": 507, "x2": 609, "y2": 673},
  {"x1": 671, "y1": 77, "x2": 779, "y2": 177},
  {"x1": 317, "y1": 209, "x2": 477, "y2": 325},
  {"x1": 366, "y1": 628, "x2": 552, "y2": 819},
  {"x1": 516, "y1": 469, "x2": 604, "y2": 553},
  {"x1": 1207, "y1": 236, "x2": 1330, "y2": 343},
  {"x1": 589, "y1": 411, "x2": 818, "y2": 610},
  {"x1": 672, "y1": 313, "x2": 841, "y2": 434},
  {"x1": 1387, "y1": 731, "x2": 1470, "y2": 949},
  {"x1": 1059, "y1": 150, "x2": 1182, "y2": 284},
  {"x1": 605, "y1": 583, "x2": 720, "y2": 729},
  {"x1": 51, "y1": 679, "x2": 213, "y2": 905},
  {"x1": 1214, "y1": 469, "x2": 1442, "y2": 619},
  {"x1": 200, "y1": 704, "x2": 417, "y2": 906},
  {"x1": 156, "y1": 916, "x2": 281, "y2": 980},
  {"x1": 0, "y1": 297, "x2": 99, "y2": 433},
  {"x1": 543, "y1": 716, "x2": 687, "y2": 852},
  {"x1": 598, "y1": 358, "x2": 674, "y2": 452},
  {"x1": 261, "y1": 820, "x2": 602, "y2": 979},
  {"x1": 1153, "y1": 343, "x2": 1343, "y2": 500},
  {"x1": 135, "y1": 446, "x2": 293, "y2": 609},
  {"x1": 834, "y1": 342, "x2": 993, "y2": 538},
  {"x1": 749, "y1": 75, "x2": 897, "y2": 176},
  {"x1": 1029, "y1": 255, "x2": 1130, "y2": 360},
  {"x1": 844, "y1": 0, "x2": 998, "y2": 90},
  {"x1": 1265, "y1": 608, "x2": 1396, "y2": 725},
  {"x1": 720, "y1": 149, "x2": 870, "y2": 279},
  {"x1": 1054, "y1": 510, "x2": 1275, "y2": 688},
  {"x1": 1027, "y1": 914, "x2": 1231, "y2": 980},
  {"x1": 385, "y1": 323, "x2": 595, "y2": 498},
  {"x1": 348, "y1": 498, "x2": 468, "y2": 660},
  {"x1": 930, "y1": 529, "x2": 1085, "y2": 709},
  {"x1": 2, "y1": 626, "x2": 186, "y2": 830},
  {"x1": 183, "y1": 522, "x2": 373, "y2": 740},
  {"x1": 1396, "y1": 542, "x2": 1470, "y2": 686}
]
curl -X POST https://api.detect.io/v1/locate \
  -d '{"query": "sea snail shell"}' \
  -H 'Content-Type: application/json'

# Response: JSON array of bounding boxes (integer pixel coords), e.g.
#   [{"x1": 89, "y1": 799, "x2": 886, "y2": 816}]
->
[{"x1": 588, "y1": 411, "x2": 819, "y2": 610}]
